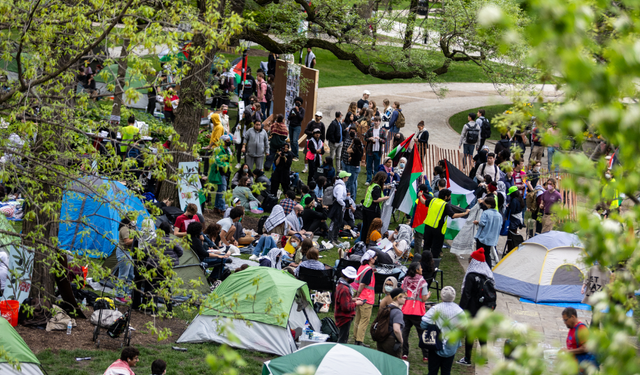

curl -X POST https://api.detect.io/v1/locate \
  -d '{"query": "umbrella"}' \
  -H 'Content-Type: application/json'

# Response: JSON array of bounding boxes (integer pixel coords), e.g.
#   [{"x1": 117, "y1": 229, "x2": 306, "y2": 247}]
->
[{"x1": 261, "y1": 343, "x2": 409, "y2": 375}]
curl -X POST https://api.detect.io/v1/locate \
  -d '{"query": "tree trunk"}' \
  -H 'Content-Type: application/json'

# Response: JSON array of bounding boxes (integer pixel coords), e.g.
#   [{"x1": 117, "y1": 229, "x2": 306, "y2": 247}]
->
[
  {"x1": 403, "y1": 0, "x2": 419, "y2": 56},
  {"x1": 157, "y1": 33, "x2": 217, "y2": 204},
  {"x1": 110, "y1": 39, "x2": 131, "y2": 124}
]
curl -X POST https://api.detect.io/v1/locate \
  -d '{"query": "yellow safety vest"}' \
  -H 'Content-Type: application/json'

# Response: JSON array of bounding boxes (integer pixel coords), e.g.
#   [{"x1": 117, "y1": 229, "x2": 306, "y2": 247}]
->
[
  {"x1": 120, "y1": 125, "x2": 139, "y2": 152},
  {"x1": 602, "y1": 178, "x2": 621, "y2": 209},
  {"x1": 363, "y1": 183, "x2": 384, "y2": 209},
  {"x1": 424, "y1": 197, "x2": 447, "y2": 234}
]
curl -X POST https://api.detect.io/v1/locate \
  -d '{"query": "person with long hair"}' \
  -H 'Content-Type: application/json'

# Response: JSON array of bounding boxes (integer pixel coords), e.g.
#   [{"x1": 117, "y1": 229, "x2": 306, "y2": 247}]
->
[
  {"x1": 265, "y1": 113, "x2": 288, "y2": 170},
  {"x1": 231, "y1": 163, "x2": 253, "y2": 188},
  {"x1": 401, "y1": 262, "x2": 431, "y2": 362},
  {"x1": 347, "y1": 101, "x2": 358, "y2": 120},
  {"x1": 345, "y1": 134, "x2": 364, "y2": 198},
  {"x1": 361, "y1": 171, "x2": 390, "y2": 242},
  {"x1": 366, "y1": 218, "x2": 383, "y2": 245}
]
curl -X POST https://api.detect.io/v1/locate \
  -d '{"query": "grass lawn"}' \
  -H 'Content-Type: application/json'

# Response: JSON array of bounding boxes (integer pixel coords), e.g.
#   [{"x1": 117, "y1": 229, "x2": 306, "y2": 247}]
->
[{"x1": 448, "y1": 104, "x2": 513, "y2": 141}]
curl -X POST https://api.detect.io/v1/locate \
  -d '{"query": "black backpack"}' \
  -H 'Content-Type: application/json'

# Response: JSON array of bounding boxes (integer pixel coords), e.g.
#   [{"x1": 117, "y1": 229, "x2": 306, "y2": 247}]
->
[
  {"x1": 261, "y1": 193, "x2": 278, "y2": 213},
  {"x1": 257, "y1": 215, "x2": 269, "y2": 234},
  {"x1": 162, "y1": 206, "x2": 184, "y2": 225},
  {"x1": 265, "y1": 84, "x2": 273, "y2": 102},
  {"x1": 472, "y1": 273, "x2": 497, "y2": 309},
  {"x1": 466, "y1": 123, "x2": 480, "y2": 144},
  {"x1": 480, "y1": 117, "x2": 491, "y2": 139},
  {"x1": 370, "y1": 305, "x2": 398, "y2": 342},
  {"x1": 320, "y1": 317, "x2": 340, "y2": 342}
]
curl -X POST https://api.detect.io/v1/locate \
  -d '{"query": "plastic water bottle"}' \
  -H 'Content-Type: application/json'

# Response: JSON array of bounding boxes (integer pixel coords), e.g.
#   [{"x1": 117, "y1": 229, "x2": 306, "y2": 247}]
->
[
  {"x1": 67, "y1": 321, "x2": 72, "y2": 335},
  {"x1": 82, "y1": 298, "x2": 87, "y2": 308},
  {"x1": 304, "y1": 320, "x2": 312, "y2": 338}
]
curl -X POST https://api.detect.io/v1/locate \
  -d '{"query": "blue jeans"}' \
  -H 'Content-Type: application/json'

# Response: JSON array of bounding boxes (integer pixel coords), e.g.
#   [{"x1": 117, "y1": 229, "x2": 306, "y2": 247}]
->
[
  {"x1": 260, "y1": 102, "x2": 267, "y2": 118},
  {"x1": 289, "y1": 126, "x2": 301, "y2": 157},
  {"x1": 214, "y1": 175, "x2": 227, "y2": 211},
  {"x1": 116, "y1": 248, "x2": 134, "y2": 297},
  {"x1": 252, "y1": 236, "x2": 277, "y2": 257},
  {"x1": 366, "y1": 152, "x2": 382, "y2": 183},
  {"x1": 547, "y1": 147, "x2": 559, "y2": 173},
  {"x1": 345, "y1": 164, "x2": 360, "y2": 198}
]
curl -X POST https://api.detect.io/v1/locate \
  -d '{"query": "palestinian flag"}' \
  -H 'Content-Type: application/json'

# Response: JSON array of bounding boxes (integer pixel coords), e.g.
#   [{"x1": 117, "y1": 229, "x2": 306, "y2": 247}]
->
[
  {"x1": 410, "y1": 198, "x2": 428, "y2": 234},
  {"x1": 443, "y1": 159, "x2": 478, "y2": 240},
  {"x1": 392, "y1": 145, "x2": 423, "y2": 216},
  {"x1": 388, "y1": 133, "x2": 414, "y2": 160}
]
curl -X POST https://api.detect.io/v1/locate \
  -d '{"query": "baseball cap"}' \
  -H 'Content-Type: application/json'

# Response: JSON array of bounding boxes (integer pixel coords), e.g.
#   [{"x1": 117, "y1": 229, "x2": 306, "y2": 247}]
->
[
  {"x1": 338, "y1": 170, "x2": 352, "y2": 178},
  {"x1": 363, "y1": 90, "x2": 371, "y2": 95},
  {"x1": 315, "y1": 111, "x2": 323, "y2": 117},
  {"x1": 508, "y1": 186, "x2": 518, "y2": 195},
  {"x1": 313, "y1": 128, "x2": 321, "y2": 133}
]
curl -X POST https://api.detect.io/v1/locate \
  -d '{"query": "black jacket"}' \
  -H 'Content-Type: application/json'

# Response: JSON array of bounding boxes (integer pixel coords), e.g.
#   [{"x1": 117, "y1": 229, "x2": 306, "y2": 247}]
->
[
  {"x1": 326, "y1": 119, "x2": 343, "y2": 144},
  {"x1": 417, "y1": 129, "x2": 429, "y2": 145},
  {"x1": 302, "y1": 208, "x2": 327, "y2": 231},
  {"x1": 459, "y1": 272, "x2": 487, "y2": 317},
  {"x1": 495, "y1": 139, "x2": 511, "y2": 156},
  {"x1": 288, "y1": 106, "x2": 305, "y2": 128},
  {"x1": 305, "y1": 120, "x2": 326, "y2": 142}
]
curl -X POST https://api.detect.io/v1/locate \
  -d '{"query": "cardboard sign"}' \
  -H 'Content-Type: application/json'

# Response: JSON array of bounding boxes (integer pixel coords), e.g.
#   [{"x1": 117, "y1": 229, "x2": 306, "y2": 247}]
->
[{"x1": 177, "y1": 161, "x2": 203, "y2": 214}]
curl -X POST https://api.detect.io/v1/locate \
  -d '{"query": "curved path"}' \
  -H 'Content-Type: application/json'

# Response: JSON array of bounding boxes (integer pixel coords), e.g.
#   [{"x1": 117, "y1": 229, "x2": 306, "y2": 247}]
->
[{"x1": 317, "y1": 82, "x2": 562, "y2": 150}]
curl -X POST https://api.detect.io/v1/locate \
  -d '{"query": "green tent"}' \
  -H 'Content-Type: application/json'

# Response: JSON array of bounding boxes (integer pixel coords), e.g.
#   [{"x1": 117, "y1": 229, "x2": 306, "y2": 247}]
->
[
  {"x1": 173, "y1": 247, "x2": 211, "y2": 296},
  {"x1": 0, "y1": 317, "x2": 44, "y2": 375},
  {"x1": 262, "y1": 343, "x2": 410, "y2": 375},
  {"x1": 177, "y1": 267, "x2": 322, "y2": 356}
]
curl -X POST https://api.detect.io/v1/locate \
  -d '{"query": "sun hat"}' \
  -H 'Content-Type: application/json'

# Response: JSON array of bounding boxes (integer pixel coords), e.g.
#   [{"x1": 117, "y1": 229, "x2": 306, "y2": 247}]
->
[{"x1": 342, "y1": 266, "x2": 357, "y2": 279}]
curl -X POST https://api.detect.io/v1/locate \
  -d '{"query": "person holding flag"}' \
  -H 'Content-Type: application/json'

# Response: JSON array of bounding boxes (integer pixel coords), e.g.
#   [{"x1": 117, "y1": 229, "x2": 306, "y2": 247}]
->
[{"x1": 418, "y1": 189, "x2": 470, "y2": 259}]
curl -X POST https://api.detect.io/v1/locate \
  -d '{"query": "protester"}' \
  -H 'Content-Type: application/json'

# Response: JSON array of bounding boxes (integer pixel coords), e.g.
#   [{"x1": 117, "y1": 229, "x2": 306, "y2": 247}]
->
[
  {"x1": 357, "y1": 90, "x2": 370, "y2": 109},
  {"x1": 271, "y1": 143, "x2": 294, "y2": 195},
  {"x1": 396, "y1": 157, "x2": 407, "y2": 178},
  {"x1": 301, "y1": 196, "x2": 329, "y2": 237},
  {"x1": 279, "y1": 190, "x2": 297, "y2": 215},
  {"x1": 376, "y1": 288, "x2": 406, "y2": 358},
  {"x1": 217, "y1": 207, "x2": 244, "y2": 247},
  {"x1": 366, "y1": 218, "x2": 383, "y2": 245},
  {"x1": 540, "y1": 177, "x2": 562, "y2": 233},
  {"x1": 256, "y1": 72, "x2": 268, "y2": 118},
  {"x1": 294, "y1": 248, "x2": 325, "y2": 276},
  {"x1": 421, "y1": 286, "x2": 465, "y2": 375},
  {"x1": 209, "y1": 134, "x2": 232, "y2": 215},
  {"x1": 243, "y1": 120, "x2": 269, "y2": 171},
  {"x1": 475, "y1": 152, "x2": 499, "y2": 183},
  {"x1": 419, "y1": 189, "x2": 470, "y2": 259},
  {"x1": 259, "y1": 248, "x2": 286, "y2": 269},
  {"x1": 151, "y1": 360, "x2": 166, "y2": 375},
  {"x1": 581, "y1": 263, "x2": 611, "y2": 306},
  {"x1": 305, "y1": 47, "x2": 316, "y2": 68},
  {"x1": 562, "y1": 307, "x2": 598, "y2": 372},
  {"x1": 476, "y1": 109, "x2": 490, "y2": 149},
  {"x1": 364, "y1": 116, "x2": 386, "y2": 185},
  {"x1": 417, "y1": 121, "x2": 429, "y2": 148},
  {"x1": 494, "y1": 133, "x2": 512, "y2": 157},
  {"x1": 353, "y1": 250, "x2": 377, "y2": 346},
  {"x1": 344, "y1": 132, "x2": 364, "y2": 198},
  {"x1": 120, "y1": 116, "x2": 140, "y2": 157},
  {"x1": 291, "y1": 237, "x2": 313, "y2": 266},
  {"x1": 379, "y1": 276, "x2": 399, "y2": 309},
  {"x1": 286, "y1": 204, "x2": 312, "y2": 237},
  {"x1": 327, "y1": 111, "x2": 344, "y2": 172},
  {"x1": 473, "y1": 196, "x2": 502, "y2": 268},
  {"x1": 362, "y1": 171, "x2": 390, "y2": 243},
  {"x1": 388, "y1": 102, "x2": 402, "y2": 143},
  {"x1": 163, "y1": 88, "x2": 178, "y2": 123},
  {"x1": 232, "y1": 176, "x2": 260, "y2": 210},
  {"x1": 231, "y1": 163, "x2": 253, "y2": 189},
  {"x1": 378, "y1": 157, "x2": 400, "y2": 193},
  {"x1": 458, "y1": 249, "x2": 495, "y2": 366},
  {"x1": 103, "y1": 347, "x2": 139, "y2": 375},
  {"x1": 459, "y1": 113, "x2": 481, "y2": 168},
  {"x1": 188, "y1": 221, "x2": 229, "y2": 267},
  {"x1": 327, "y1": 170, "x2": 350, "y2": 244},
  {"x1": 0, "y1": 250, "x2": 8, "y2": 296},
  {"x1": 288, "y1": 96, "x2": 305, "y2": 160},
  {"x1": 401, "y1": 263, "x2": 431, "y2": 362},
  {"x1": 307, "y1": 128, "x2": 324, "y2": 185},
  {"x1": 507, "y1": 187, "x2": 525, "y2": 233},
  {"x1": 252, "y1": 168, "x2": 271, "y2": 193},
  {"x1": 335, "y1": 266, "x2": 364, "y2": 343},
  {"x1": 266, "y1": 114, "x2": 288, "y2": 169},
  {"x1": 116, "y1": 217, "x2": 136, "y2": 303}
]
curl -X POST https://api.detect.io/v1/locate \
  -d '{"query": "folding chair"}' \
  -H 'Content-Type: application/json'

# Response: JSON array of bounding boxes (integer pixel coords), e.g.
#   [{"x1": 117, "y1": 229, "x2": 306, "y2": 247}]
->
[
  {"x1": 426, "y1": 258, "x2": 444, "y2": 301},
  {"x1": 502, "y1": 230, "x2": 524, "y2": 258},
  {"x1": 297, "y1": 266, "x2": 335, "y2": 293}
]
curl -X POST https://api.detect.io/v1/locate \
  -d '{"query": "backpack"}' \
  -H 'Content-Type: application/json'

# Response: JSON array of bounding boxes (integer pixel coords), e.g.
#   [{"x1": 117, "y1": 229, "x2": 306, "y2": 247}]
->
[
  {"x1": 107, "y1": 310, "x2": 130, "y2": 338},
  {"x1": 94, "y1": 297, "x2": 115, "y2": 311},
  {"x1": 472, "y1": 273, "x2": 497, "y2": 309},
  {"x1": 395, "y1": 111, "x2": 405, "y2": 128},
  {"x1": 531, "y1": 127, "x2": 540, "y2": 143},
  {"x1": 162, "y1": 206, "x2": 184, "y2": 225},
  {"x1": 370, "y1": 305, "x2": 398, "y2": 342},
  {"x1": 526, "y1": 191, "x2": 538, "y2": 212},
  {"x1": 320, "y1": 317, "x2": 340, "y2": 342},
  {"x1": 265, "y1": 83, "x2": 273, "y2": 102},
  {"x1": 466, "y1": 123, "x2": 480, "y2": 144},
  {"x1": 323, "y1": 186, "x2": 334, "y2": 206},
  {"x1": 480, "y1": 117, "x2": 492, "y2": 139},
  {"x1": 257, "y1": 215, "x2": 269, "y2": 234}
]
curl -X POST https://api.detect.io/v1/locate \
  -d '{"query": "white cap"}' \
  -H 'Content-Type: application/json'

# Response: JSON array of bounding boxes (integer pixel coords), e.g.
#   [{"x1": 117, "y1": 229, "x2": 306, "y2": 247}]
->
[
  {"x1": 363, "y1": 90, "x2": 371, "y2": 95},
  {"x1": 342, "y1": 266, "x2": 357, "y2": 279},
  {"x1": 315, "y1": 111, "x2": 323, "y2": 117}
]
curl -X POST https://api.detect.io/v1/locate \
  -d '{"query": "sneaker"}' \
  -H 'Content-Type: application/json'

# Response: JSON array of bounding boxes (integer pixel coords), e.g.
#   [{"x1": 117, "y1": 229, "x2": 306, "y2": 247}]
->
[
  {"x1": 249, "y1": 254, "x2": 258, "y2": 261},
  {"x1": 293, "y1": 158, "x2": 299, "y2": 162},
  {"x1": 402, "y1": 355, "x2": 408, "y2": 360},
  {"x1": 456, "y1": 358, "x2": 471, "y2": 366},
  {"x1": 115, "y1": 297, "x2": 127, "y2": 304},
  {"x1": 302, "y1": 166, "x2": 308, "y2": 173}
]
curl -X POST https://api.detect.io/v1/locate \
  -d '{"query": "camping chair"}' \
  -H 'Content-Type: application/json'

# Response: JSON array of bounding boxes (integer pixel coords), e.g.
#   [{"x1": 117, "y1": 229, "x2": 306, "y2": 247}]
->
[
  {"x1": 297, "y1": 266, "x2": 335, "y2": 293},
  {"x1": 335, "y1": 259, "x2": 361, "y2": 283},
  {"x1": 502, "y1": 230, "x2": 524, "y2": 258},
  {"x1": 426, "y1": 258, "x2": 443, "y2": 301},
  {"x1": 374, "y1": 267, "x2": 402, "y2": 305}
]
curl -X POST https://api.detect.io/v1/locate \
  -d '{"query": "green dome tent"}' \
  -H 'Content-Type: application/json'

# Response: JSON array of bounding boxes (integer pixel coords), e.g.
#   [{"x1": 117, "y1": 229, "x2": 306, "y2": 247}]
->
[
  {"x1": 0, "y1": 317, "x2": 44, "y2": 375},
  {"x1": 262, "y1": 343, "x2": 410, "y2": 375},
  {"x1": 177, "y1": 266, "x2": 321, "y2": 356}
]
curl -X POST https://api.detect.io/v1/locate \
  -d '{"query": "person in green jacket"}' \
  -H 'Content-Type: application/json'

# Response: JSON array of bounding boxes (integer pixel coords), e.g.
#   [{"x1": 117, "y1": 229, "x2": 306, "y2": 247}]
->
[
  {"x1": 232, "y1": 176, "x2": 260, "y2": 210},
  {"x1": 209, "y1": 135, "x2": 232, "y2": 215}
]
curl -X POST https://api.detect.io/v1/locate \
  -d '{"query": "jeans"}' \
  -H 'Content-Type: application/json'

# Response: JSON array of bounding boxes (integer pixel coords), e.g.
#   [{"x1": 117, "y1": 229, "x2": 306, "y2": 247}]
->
[
  {"x1": 547, "y1": 146, "x2": 559, "y2": 173},
  {"x1": 366, "y1": 152, "x2": 382, "y2": 183},
  {"x1": 344, "y1": 164, "x2": 360, "y2": 198},
  {"x1": 289, "y1": 126, "x2": 301, "y2": 157},
  {"x1": 214, "y1": 175, "x2": 227, "y2": 211},
  {"x1": 260, "y1": 102, "x2": 267, "y2": 118},
  {"x1": 337, "y1": 320, "x2": 352, "y2": 343},
  {"x1": 427, "y1": 349, "x2": 455, "y2": 375},
  {"x1": 329, "y1": 142, "x2": 343, "y2": 172},
  {"x1": 116, "y1": 248, "x2": 134, "y2": 297},
  {"x1": 252, "y1": 236, "x2": 277, "y2": 257}
]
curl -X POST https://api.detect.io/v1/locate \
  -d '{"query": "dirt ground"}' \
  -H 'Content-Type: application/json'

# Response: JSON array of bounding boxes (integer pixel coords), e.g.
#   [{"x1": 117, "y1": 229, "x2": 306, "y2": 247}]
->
[{"x1": 16, "y1": 307, "x2": 188, "y2": 353}]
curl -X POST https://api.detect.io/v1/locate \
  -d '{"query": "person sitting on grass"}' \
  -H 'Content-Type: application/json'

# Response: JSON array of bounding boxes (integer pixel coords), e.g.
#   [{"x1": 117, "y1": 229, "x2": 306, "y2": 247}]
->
[
  {"x1": 203, "y1": 223, "x2": 221, "y2": 249},
  {"x1": 151, "y1": 359, "x2": 167, "y2": 375},
  {"x1": 216, "y1": 206, "x2": 244, "y2": 247},
  {"x1": 259, "y1": 248, "x2": 287, "y2": 269},
  {"x1": 286, "y1": 204, "x2": 313, "y2": 238},
  {"x1": 104, "y1": 347, "x2": 139, "y2": 375},
  {"x1": 294, "y1": 247, "x2": 325, "y2": 276},
  {"x1": 187, "y1": 221, "x2": 229, "y2": 266},
  {"x1": 366, "y1": 218, "x2": 384, "y2": 245},
  {"x1": 290, "y1": 237, "x2": 314, "y2": 267},
  {"x1": 232, "y1": 176, "x2": 260, "y2": 210},
  {"x1": 301, "y1": 196, "x2": 329, "y2": 238}
]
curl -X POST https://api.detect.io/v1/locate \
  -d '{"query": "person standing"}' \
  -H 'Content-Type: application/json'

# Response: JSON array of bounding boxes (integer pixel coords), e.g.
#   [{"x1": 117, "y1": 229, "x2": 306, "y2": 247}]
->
[
  {"x1": 120, "y1": 116, "x2": 140, "y2": 159},
  {"x1": 241, "y1": 66, "x2": 256, "y2": 107},
  {"x1": 562, "y1": 307, "x2": 598, "y2": 372},
  {"x1": 104, "y1": 347, "x2": 139, "y2": 375},
  {"x1": 303, "y1": 111, "x2": 326, "y2": 172},
  {"x1": 288, "y1": 96, "x2": 305, "y2": 160},
  {"x1": 116, "y1": 217, "x2": 136, "y2": 303},
  {"x1": 387, "y1": 102, "x2": 402, "y2": 145},
  {"x1": 418, "y1": 189, "x2": 470, "y2": 259},
  {"x1": 209, "y1": 135, "x2": 233, "y2": 215},
  {"x1": 327, "y1": 171, "x2": 350, "y2": 245},
  {"x1": 459, "y1": 113, "x2": 481, "y2": 169},
  {"x1": 581, "y1": 263, "x2": 611, "y2": 306},
  {"x1": 345, "y1": 135, "x2": 364, "y2": 199},
  {"x1": 362, "y1": 171, "x2": 390, "y2": 243},
  {"x1": 256, "y1": 72, "x2": 268, "y2": 118},
  {"x1": 306, "y1": 128, "x2": 324, "y2": 185},
  {"x1": 305, "y1": 47, "x2": 316, "y2": 69},
  {"x1": 358, "y1": 90, "x2": 370, "y2": 110},
  {"x1": 421, "y1": 286, "x2": 465, "y2": 375},
  {"x1": 271, "y1": 143, "x2": 293, "y2": 195},
  {"x1": 417, "y1": 121, "x2": 429, "y2": 149},
  {"x1": 335, "y1": 266, "x2": 364, "y2": 343},
  {"x1": 457, "y1": 249, "x2": 495, "y2": 366},
  {"x1": 267, "y1": 52, "x2": 278, "y2": 77},
  {"x1": 353, "y1": 250, "x2": 377, "y2": 346},
  {"x1": 475, "y1": 152, "x2": 499, "y2": 183},
  {"x1": 327, "y1": 111, "x2": 344, "y2": 172},
  {"x1": 473, "y1": 196, "x2": 502, "y2": 268},
  {"x1": 242, "y1": 120, "x2": 269, "y2": 171},
  {"x1": 476, "y1": 109, "x2": 491, "y2": 150},
  {"x1": 539, "y1": 177, "x2": 562, "y2": 233},
  {"x1": 162, "y1": 88, "x2": 179, "y2": 124},
  {"x1": 364, "y1": 116, "x2": 386, "y2": 185},
  {"x1": 376, "y1": 288, "x2": 406, "y2": 358},
  {"x1": 401, "y1": 263, "x2": 431, "y2": 362}
]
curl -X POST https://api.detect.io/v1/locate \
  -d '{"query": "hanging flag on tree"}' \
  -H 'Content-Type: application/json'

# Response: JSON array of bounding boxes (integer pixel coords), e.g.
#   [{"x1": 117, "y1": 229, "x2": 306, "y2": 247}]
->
[
  {"x1": 443, "y1": 159, "x2": 478, "y2": 240},
  {"x1": 387, "y1": 133, "x2": 414, "y2": 160},
  {"x1": 392, "y1": 145, "x2": 424, "y2": 216}
]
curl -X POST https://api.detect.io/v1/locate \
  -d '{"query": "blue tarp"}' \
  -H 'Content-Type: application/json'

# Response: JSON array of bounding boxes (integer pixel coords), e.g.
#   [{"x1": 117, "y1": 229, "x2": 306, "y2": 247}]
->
[{"x1": 59, "y1": 177, "x2": 149, "y2": 258}]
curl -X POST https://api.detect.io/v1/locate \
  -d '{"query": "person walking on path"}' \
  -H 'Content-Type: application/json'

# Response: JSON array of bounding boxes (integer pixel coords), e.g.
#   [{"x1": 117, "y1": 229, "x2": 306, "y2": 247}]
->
[
  {"x1": 376, "y1": 288, "x2": 406, "y2": 358},
  {"x1": 540, "y1": 177, "x2": 562, "y2": 233},
  {"x1": 457, "y1": 249, "x2": 495, "y2": 366},
  {"x1": 287, "y1": 96, "x2": 305, "y2": 160},
  {"x1": 418, "y1": 189, "x2": 469, "y2": 259},
  {"x1": 459, "y1": 113, "x2": 481, "y2": 169},
  {"x1": 421, "y1": 286, "x2": 465, "y2": 375},
  {"x1": 401, "y1": 262, "x2": 431, "y2": 362},
  {"x1": 335, "y1": 266, "x2": 364, "y2": 343},
  {"x1": 352, "y1": 250, "x2": 377, "y2": 346},
  {"x1": 473, "y1": 196, "x2": 502, "y2": 268},
  {"x1": 364, "y1": 116, "x2": 386, "y2": 185},
  {"x1": 327, "y1": 111, "x2": 344, "y2": 172},
  {"x1": 243, "y1": 120, "x2": 269, "y2": 171}
]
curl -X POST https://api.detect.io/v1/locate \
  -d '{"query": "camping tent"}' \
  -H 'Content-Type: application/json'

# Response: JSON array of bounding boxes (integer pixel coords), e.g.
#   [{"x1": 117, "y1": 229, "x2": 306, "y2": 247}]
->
[
  {"x1": 177, "y1": 267, "x2": 321, "y2": 356},
  {"x1": 262, "y1": 343, "x2": 409, "y2": 375},
  {"x1": 492, "y1": 231, "x2": 588, "y2": 303},
  {"x1": 59, "y1": 177, "x2": 149, "y2": 259},
  {"x1": 0, "y1": 317, "x2": 44, "y2": 375},
  {"x1": 174, "y1": 247, "x2": 211, "y2": 296}
]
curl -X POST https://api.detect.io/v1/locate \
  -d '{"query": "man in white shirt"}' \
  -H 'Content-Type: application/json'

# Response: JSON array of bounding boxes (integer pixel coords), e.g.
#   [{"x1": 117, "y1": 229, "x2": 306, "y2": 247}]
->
[
  {"x1": 305, "y1": 47, "x2": 316, "y2": 69},
  {"x1": 475, "y1": 152, "x2": 500, "y2": 183}
]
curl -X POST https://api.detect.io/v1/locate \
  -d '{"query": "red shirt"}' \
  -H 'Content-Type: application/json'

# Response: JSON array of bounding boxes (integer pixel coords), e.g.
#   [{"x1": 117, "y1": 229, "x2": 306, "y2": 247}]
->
[
  {"x1": 164, "y1": 94, "x2": 178, "y2": 112},
  {"x1": 566, "y1": 322, "x2": 588, "y2": 350},
  {"x1": 175, "y1": 214, "x2": 199, "y2": 233},
  {"x1": 334, "y1": 280, "x2": 356, "y2": 327}
]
